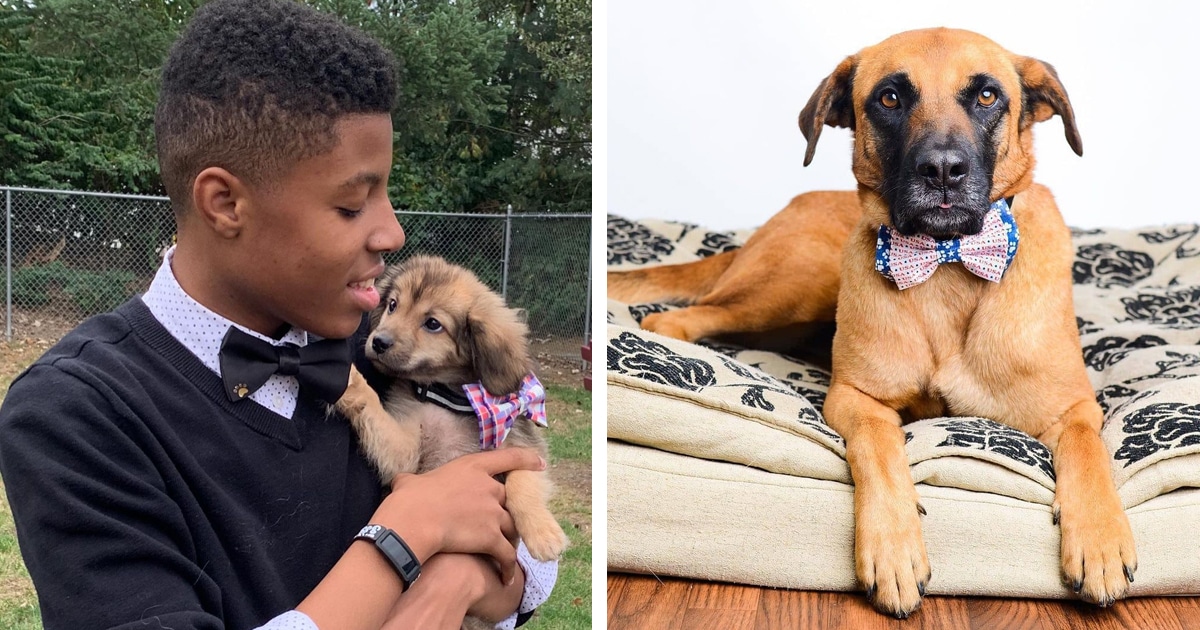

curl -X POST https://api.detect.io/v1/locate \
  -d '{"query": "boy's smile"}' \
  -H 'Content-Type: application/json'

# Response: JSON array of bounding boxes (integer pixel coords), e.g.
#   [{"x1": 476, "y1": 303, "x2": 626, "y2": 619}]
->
[{"x1": 176, "y1": 113, "x2": 405, "y2": 340}]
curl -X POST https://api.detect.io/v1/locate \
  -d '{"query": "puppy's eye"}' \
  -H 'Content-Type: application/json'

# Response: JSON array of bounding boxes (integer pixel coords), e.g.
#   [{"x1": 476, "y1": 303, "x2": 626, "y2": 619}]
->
[
  {"x1": 977, "y1": 89, "x2": 997, "y2": 107},
  {"x1": 422, "y1": 317, "x2": 443, "y2": 332},
  {"x1": 880, "y1": 89, "x2": 900, "y2": 109},
  {"x1": 387, "y1": 298, "x2": 397, "y2": 313}
]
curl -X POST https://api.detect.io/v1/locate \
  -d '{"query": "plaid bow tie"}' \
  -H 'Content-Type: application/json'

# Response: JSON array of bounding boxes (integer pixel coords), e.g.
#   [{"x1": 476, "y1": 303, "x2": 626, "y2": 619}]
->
[
  {"x1": 218, "y1": 327, "x2": 352, "y2": 404},
  {"x1": 463, "y1": 374, "x2": 548, "y2": 450},
  {"x1": 875, "y1": 198, "x2": 1019, "y2": 290}
]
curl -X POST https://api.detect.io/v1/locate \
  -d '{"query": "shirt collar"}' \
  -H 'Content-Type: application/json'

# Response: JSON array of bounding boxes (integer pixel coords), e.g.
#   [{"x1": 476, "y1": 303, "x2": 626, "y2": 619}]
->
[{"x1": 141, "y1": 246, "x2": 308, "y2": 377}]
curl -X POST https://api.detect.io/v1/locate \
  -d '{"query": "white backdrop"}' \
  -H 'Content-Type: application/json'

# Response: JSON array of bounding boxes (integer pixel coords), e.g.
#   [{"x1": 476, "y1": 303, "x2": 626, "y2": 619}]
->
[{"x1": 609, "y1": 0, "x2": 1199, "y2": 231}]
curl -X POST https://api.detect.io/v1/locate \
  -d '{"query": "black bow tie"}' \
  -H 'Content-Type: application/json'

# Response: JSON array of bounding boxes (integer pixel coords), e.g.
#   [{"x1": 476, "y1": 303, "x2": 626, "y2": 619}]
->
[{"x1": 218, "y1": 326, "x2": 352, "y2": 404}]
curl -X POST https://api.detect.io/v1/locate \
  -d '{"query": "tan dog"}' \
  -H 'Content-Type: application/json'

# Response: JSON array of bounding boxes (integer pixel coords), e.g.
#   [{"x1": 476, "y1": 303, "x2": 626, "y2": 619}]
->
[
  {"x1": 336, "y1": 256, "x2": 568, "y2": 568},
  {"x1": 609, "y1": 28, "x2": 1135, "y2": 617}
]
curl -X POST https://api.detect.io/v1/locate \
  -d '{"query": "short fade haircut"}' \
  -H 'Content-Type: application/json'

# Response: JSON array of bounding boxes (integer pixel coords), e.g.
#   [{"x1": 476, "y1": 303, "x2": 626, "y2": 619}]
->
[{"x1": 155, "y1": 0, "x2": 397, "y2": 215}]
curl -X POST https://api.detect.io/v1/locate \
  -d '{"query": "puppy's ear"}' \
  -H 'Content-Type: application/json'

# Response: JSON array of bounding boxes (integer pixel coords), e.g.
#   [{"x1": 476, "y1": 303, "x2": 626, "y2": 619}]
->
[
  {"x1": 798, "y1": 55, "x2": 857, "y2": 167},
  {"x1": 1016, "y1": 57, "x2": 1083, "y2": 156},
  {"x1": 464, "y1": 301, "x2": 531, "y2": 396}
]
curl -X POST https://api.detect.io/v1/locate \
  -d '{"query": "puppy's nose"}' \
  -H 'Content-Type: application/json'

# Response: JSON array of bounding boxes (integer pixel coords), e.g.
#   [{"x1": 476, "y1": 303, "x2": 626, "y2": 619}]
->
[
  {"x1": 371, "y1": 333, "x2": 394, "y2": 355},
  {"x1": 916, "y1": 148, "x2": 969, "y2": 190}
]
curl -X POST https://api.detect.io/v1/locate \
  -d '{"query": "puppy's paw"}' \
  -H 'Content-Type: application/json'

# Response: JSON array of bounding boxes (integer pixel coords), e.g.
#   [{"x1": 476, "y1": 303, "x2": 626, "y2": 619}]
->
[
  {"x1": 641, "y1": 312, "x2": 693, "y2": 342},
  {"x1": 1055, "y1": 497, "x2": 1137, "y2": 607},
  {"x1": 518, "y1": 509, "x2": 570, "y2": 561},
  {"x1": 856, "y1": 499, "x2": 930, "y2": 619},
  {"x1": 335, "y1": 365, "x2": 375, "y2": 418}
]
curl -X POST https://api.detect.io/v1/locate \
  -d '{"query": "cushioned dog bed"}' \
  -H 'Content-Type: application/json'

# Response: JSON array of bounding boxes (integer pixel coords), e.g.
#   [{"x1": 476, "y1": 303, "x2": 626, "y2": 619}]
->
[{"x1": 606, "y1": 215, "x2": 1200, "y2": 597}]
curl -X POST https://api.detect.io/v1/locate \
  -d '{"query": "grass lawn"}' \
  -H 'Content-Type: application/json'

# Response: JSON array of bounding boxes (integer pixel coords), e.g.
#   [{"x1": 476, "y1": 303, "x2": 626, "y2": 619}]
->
[
  {"x1": 0, "y1": 344, "x2": 592, "y2": 628},
  {"x1": 536, "y1": 384, "x2": 593, "y2": 628}
]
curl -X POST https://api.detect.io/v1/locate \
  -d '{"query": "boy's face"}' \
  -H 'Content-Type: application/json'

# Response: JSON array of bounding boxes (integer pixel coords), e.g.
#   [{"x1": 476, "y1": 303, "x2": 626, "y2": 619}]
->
[{"x1": 229, "y1": 113, "x2": 405, "y2": 339}]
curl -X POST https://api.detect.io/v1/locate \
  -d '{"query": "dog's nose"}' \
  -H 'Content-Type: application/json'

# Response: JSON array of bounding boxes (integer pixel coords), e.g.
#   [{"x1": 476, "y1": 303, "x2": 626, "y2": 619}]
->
[
  {"x1": 916, "y1": 148, "x2": 969, "y2": 190},
  {"x1": 371, "y1": 333, "x2": 394, "y2": 355}
]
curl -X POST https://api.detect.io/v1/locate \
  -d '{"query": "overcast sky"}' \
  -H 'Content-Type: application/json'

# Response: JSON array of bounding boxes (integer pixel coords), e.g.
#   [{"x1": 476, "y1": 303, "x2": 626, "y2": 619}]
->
[{"x1": 609, "y1": 0, "x2": 1198, "y2": 231}]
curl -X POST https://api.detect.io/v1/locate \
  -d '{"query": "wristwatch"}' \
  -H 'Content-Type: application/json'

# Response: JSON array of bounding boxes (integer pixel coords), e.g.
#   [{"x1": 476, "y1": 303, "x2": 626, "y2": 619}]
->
[{"x1": 355, "y1": 524, "x2": 421, "y2": 590}]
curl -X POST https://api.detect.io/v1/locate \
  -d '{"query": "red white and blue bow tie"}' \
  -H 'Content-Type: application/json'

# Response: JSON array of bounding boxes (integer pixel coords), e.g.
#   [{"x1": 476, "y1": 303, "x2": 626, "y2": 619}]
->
[
  {"x1": 875, "y1": 198, "x2": 1019, "y2": 290},
  {"x1": 463, "y1": 373, "x2": 548, "y2": 450}
]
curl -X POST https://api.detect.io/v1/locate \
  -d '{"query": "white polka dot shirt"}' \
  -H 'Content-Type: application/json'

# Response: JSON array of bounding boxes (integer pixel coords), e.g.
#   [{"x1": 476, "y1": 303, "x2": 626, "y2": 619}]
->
[{"x1": 141, "y1": 246, "x2": 306, "y2": 419}]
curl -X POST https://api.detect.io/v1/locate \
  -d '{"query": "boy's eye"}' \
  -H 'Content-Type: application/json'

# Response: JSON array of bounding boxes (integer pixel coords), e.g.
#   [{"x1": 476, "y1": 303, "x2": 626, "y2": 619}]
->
[
  {"x1": 338, "y1": 206, "x2": 365, "y2": 218},
  {"x1": 422, "y1": 317, "x2": 443, "y2": 332},
  {"x1": 387, "y1": 298, "x2": 397, "y2": 313}
]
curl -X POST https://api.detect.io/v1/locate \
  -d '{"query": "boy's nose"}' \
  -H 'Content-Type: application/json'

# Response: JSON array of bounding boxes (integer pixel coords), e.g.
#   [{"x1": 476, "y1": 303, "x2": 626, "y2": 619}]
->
[{"x1": 371, "y1": 203, "x2": 406, "y2": 253}]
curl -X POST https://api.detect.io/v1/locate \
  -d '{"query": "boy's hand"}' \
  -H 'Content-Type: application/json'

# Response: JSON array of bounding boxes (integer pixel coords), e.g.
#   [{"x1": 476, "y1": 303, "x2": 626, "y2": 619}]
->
[
  {"x1": 379, "y1": 552, "x2": 525, "y2": 630},
  {"x1": 378, "y1": 447, "x2": 545, "y2": 585}
]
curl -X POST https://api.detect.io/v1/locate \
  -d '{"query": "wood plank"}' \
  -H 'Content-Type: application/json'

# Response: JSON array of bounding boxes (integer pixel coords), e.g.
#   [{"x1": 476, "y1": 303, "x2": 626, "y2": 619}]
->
[
  {"x1": 606, "y1": 573, "x2": 628, "y2": 622},
  {"x1": 1058, "y1": 598, "x2": 1151, "y2": 630},
  {"x1": 1167, "y1": 596, "x2": 1200, "y2": 630},
  {"x1": 914, "y1": 596, "x2": 971, "y2": 630},
  {"x1": 683, "y1": 608, "x2": 756, "y2": 630},
  {"x1": 1107, "y1": 597, "x2": 1184, "y2": 630},
  {"x1": 817, "y1": 589, "x2": 909, "y2": 630},
  {"x1": 757, "y1": 588, "x2": 826, "y2": 629},
  {"x1": 686, "y1": 580, "x2": 760, "y2": 611},
  {"x1": 608, "y1": 575, "x2": 1200, "y2": 630},
  {"x1": 607, "y1": 574, "x2": 690, "y2": 630},
  {"x1": 968, "y1": 597, "x2": 1071, "y2": 630}
]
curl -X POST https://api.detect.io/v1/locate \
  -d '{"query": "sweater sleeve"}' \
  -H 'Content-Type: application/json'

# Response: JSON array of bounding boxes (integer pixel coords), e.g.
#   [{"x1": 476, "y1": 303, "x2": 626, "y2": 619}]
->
[{"x1": 0, "y1": 364, "x2": 224, "y2": 629}]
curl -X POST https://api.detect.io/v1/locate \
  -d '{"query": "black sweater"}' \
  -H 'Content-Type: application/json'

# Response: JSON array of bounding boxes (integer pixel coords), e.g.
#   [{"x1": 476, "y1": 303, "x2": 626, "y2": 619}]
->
[{"x1": 0, "y1": 298, "x2": 381, "y2": 629}]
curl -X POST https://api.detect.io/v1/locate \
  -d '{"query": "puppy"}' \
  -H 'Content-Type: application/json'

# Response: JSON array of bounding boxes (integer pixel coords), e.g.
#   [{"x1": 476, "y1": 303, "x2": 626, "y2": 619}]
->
[
  {"x1": 336, "y1": 255, "x2": 569, "y2": 567},
  {"x1": 611, "y1": 28, "x2": 1134, "y2": 618}
]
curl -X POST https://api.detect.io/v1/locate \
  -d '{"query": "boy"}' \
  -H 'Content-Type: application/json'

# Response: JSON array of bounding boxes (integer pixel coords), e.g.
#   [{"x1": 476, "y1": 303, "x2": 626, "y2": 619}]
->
[{"x1": 0, "y1": 1, "x2": 556, "y2": 628}]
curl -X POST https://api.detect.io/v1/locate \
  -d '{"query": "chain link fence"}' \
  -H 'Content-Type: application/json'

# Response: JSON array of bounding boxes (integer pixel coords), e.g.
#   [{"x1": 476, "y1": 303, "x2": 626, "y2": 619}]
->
[{"x1": 0, "y1": 187, "x2": 591, "y2": 360}]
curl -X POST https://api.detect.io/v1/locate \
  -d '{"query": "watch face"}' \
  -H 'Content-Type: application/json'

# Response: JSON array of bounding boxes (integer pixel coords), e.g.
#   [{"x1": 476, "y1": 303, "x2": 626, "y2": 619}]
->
[{"x1": 378, "y1": 531, "x2": 421, "y2": 580}]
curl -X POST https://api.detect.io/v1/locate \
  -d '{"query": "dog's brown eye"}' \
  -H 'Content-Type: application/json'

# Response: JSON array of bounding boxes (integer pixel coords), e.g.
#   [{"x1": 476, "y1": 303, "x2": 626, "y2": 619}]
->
[
  {"x1": 387, "y1": 298, "x2": 397, "y2": 313},
  {"x1": 978, "y1": 89, "x2": 997, "y2": 107},
  {"x1": 880, "y1": 90, "x2": 900, "y2": 109},
  {"x1": 422, "y1": 318, "x2": 443, "y2": 332}
]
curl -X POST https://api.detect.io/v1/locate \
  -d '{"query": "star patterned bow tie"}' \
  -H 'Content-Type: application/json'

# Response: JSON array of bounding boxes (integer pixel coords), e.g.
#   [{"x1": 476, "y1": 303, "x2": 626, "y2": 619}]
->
[
  {"x1": 463, "y1": 374, "x2": 548, "y2": 450},
  {"x1": 875, "y1": 198, "x2": 1019, "y2": 290},
  {"x1": 218, "y1": 326, "x2": 352, "y2": 404}
]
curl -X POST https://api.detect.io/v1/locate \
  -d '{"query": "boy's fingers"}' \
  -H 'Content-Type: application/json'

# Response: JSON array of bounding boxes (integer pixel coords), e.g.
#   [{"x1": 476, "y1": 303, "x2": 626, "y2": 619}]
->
[
  {"x1": 476, "y1": 447, "x2": 546, "y2": 476},
  {"x1": 499, "y1": 511, "x2": 518, "y2": 542},
  {"x1": 491, "y1": 539, "x2": 519, "y2": 586}
]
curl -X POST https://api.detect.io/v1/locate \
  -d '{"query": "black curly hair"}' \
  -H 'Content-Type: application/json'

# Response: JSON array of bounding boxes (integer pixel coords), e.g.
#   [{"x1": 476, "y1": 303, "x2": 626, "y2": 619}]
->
[{"x1": 154, "y1": 0, "x2": 397, "y2": 215}]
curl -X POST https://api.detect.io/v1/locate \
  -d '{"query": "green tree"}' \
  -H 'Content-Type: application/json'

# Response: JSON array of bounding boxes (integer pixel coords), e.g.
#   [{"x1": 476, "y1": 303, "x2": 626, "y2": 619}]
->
[{"x1": 1, "y1": 0, "x2": 591, "y2": 216}]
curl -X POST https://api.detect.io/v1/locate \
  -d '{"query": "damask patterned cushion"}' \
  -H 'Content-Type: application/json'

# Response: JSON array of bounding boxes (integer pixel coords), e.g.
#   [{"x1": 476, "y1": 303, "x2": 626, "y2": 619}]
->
[
  {"x1": 609, "y1": 213, "x2": 1200, "y2": 508},
  {"x1": 608, "y1": 215, "x2": 1200, "y2": 512}
]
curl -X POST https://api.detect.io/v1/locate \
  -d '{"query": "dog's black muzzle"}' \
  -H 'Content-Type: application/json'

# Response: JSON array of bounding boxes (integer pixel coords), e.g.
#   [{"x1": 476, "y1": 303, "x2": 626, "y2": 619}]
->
[{"x1": 889, "y1": 134, "x2": 992, "y2": 239}]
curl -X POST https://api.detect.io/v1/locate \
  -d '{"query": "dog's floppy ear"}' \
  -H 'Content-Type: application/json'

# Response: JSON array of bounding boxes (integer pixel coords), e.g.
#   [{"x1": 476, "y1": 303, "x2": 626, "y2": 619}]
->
[
  {"x1": 1016, "y1": 56, "x2": 1083, "y2": 157},
  {"x1": 464, "y1": 301, "x2": 531, "y2": 395},
  {"x1": 798, "y1": 55, "x2": 857, "y2": 167}
]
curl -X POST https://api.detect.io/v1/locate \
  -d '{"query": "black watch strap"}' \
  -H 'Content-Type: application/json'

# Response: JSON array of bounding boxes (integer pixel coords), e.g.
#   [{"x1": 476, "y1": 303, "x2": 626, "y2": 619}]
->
[{"x1": 355, "y1": 524, "x2": 421, "y2": 589}]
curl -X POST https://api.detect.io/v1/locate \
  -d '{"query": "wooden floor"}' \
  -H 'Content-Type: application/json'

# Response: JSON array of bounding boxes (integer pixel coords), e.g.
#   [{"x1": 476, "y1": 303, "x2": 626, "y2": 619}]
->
[{"x1": 608, "y1": 574, "x2": 1200, "y2": 630}]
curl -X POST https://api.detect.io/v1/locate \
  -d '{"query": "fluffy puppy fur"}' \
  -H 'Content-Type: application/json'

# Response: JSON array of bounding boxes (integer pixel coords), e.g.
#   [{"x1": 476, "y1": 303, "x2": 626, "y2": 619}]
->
[{"x1": 336, "y1": 255, "x2": 569, "y2": 563}]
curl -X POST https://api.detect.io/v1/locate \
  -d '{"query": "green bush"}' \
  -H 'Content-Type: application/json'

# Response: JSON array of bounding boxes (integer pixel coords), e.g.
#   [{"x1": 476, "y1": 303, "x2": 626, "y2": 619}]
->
[
  {"x1": 8, "y1": 261, "x2": 135, "y2": 315},
  {"x1": 63, "y1": 268, "x2": 136, "y2": 316},
  {"x1": 10, "y1": 260, "x2": 67, "y2": 307}
]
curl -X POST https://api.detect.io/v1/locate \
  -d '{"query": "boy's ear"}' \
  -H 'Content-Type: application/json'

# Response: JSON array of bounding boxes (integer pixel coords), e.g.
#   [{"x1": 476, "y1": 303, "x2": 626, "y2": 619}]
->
[{"x1": 191, "y1": 167, "x2": 247, "y2": 238}]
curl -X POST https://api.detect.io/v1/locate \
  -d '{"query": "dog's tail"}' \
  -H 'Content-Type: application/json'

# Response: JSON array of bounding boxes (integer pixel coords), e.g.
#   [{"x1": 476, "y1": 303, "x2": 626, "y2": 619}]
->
[{"x1": 607, "y1": 250, "x2": 738, "y2": 304}]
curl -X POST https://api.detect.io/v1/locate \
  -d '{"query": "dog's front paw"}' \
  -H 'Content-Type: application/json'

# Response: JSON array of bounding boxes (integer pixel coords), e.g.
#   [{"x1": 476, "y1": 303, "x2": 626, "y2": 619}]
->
[
  {"x1": 1054, "y1": 496, "x2": 1137, "y2": 606},
  {"x1": 856, "y1": 499, "x2": 930, "y2": 619},
  {"x1": 640, "y1": 312, "x2": 694, "y2": 342},
  {"x1": 335, "y1": 365, "x2": 374, "y2": 418},
  {"x1": 518, "y1": 509, "x2": 569, "y2": 561}
]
